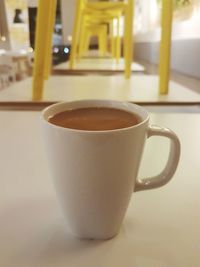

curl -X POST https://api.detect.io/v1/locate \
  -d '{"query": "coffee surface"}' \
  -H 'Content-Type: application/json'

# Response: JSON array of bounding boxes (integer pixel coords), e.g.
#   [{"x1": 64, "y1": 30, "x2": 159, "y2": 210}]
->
[{"x1": 48, "y1": 107, "x2": 139, "y2": 131}]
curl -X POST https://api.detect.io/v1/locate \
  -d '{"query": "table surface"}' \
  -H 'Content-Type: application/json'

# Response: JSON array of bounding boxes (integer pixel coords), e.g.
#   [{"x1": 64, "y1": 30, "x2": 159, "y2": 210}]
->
[
  {"x1": 0, "y1": 75, "x2": 200, "y2": 103},
  {"x1": 0, "y1": 111, "x2": 200, "y2": 267},
  {"x1": 54, "y1": 59, "x2": 145, "y2": 71}
]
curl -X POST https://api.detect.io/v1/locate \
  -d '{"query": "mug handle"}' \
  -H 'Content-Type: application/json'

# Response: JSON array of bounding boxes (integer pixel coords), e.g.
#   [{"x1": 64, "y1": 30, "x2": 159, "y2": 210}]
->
[{"x1": 135, "y1": 125, "x2": 181, "y2": 192}]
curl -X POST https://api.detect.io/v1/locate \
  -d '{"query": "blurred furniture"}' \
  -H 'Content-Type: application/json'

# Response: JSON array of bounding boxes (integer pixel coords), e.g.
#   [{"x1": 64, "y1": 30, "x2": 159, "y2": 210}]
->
[
  {"x1": 11, "y1": 54, "x2": 32, "y2": 80},
  {"x1": 0, "y1": 54, "x2": 16, "y2": 90},
  {"x1": 0, "y1": 72, "x2": 10, "y2": 90},
  {"x1": 0, "y1": 50, "x2": 32, "y2": 90},
  {"x1": 52, "y1": 45, "x2": 71, "y2": 65},
  {"x1": 69, "y1": 0, "x2": 134, "y2": 79},
  {"x1": 0, "y1": 111, "x2": 200, "y2": 266}
]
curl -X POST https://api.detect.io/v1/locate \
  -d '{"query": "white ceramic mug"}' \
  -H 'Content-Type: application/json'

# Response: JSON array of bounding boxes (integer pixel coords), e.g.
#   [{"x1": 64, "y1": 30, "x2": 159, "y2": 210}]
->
[{"x1": 42, "y1": 100, "x2": 180, "y2": 239}]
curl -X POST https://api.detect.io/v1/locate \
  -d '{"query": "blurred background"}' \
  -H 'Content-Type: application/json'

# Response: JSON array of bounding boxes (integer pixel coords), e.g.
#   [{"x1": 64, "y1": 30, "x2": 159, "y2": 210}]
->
[{"x1": 0, "y1": 0, "x2": 200, "y2": 106}]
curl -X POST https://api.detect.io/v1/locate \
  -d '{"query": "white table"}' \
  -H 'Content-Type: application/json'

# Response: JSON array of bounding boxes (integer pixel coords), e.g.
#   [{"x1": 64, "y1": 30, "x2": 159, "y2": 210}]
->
[
  {"x1": 0, "y1": 75, "x2": 200, "y2": 103},
  {"x1": 54, "y1": 59, "x2": 145, "y2": 72},
  {"x1": 0, "y1": 111, "x2": 200, "y2": 267}
]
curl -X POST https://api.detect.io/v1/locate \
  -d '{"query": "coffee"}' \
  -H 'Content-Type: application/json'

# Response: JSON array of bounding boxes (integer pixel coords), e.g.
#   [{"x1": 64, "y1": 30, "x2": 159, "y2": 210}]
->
[{"x1": 48, "y1": 107, "x2": 139, "y2": 131}]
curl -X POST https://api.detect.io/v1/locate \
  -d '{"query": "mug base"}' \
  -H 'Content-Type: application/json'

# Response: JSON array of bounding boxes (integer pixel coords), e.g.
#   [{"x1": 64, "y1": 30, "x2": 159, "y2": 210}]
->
[{"x1": 69, "y1": 230, "x2": 119, "y2": 240}]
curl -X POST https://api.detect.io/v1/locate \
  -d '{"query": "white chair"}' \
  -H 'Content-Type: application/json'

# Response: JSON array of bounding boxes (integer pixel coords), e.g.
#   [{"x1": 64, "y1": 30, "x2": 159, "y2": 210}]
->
[{"x1": 0, "y1": 55, "x2": 16, "y2": 83}]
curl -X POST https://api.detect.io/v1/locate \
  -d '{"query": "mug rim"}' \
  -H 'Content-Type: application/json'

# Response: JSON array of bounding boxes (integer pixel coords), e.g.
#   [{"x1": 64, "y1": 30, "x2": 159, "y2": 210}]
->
[{"x1": 41, "y1": 100, "x2": 150, "y2": 133}]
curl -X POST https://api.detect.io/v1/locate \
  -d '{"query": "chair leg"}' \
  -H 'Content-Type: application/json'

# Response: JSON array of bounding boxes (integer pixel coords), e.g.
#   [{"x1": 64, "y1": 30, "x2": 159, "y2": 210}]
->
[
  {"x1": 124, "y1": 0, "x2": 134, "y2": 79},
  {"x1": 159, "y1": 0, "x2": 173, "y2": 94},
  {"x1": 32, "y1": 0, "x2": 55, "y2": 101},
  {"x1": 78, "y1": 29, "x2": 84, "y2": 60},
  {"x1": 116, "y1": 16, "x2": 121, "y2": 64},
  {"x1": 44, "y1": 0, "x2": 57, "y2": 80},
  {"x1": 102, "y1": 25, "x2": 108, "y2": 56},
  {"x1": 69, "y1": 0, "x2": 82, "y2": 69},
  {"x1": 99, "y1": 26, "x2": 107, "y2": 57},
  {"x1": 83, "y1": 31, "x2": 90, "y2": 55},
  {"x1": 111, "y1": 20, "x2": 116, "y2": 58},
  {"x1": 77, "y1": 15, "x2": 86, "y2": 60},
  {"x1": 98, "y1": 32, "x2": 104, "y2": 57}
]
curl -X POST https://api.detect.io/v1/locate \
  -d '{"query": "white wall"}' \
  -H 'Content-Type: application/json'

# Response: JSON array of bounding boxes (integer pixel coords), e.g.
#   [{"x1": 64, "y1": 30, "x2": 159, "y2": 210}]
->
[
  {"x1": 4, "y1": 0, "x2": 29, "y2": 50},
  {"x1": 134, "y1": 39, "x2": 200, "y2": 79},
  {"x1": 135, "y1": 20, "x2": 200, "y2": 43},
  {"x1": 134, "y1": 4, "x2": 200, "y2": 78},
  {"x1": 60, "y1": 0, "x2": 75, "y2": 45}
]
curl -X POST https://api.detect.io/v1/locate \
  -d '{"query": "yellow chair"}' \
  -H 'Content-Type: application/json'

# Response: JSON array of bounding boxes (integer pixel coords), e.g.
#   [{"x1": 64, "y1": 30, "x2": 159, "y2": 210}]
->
[
  {"x1": 79, "y1": 12, "x2": 122, "y2": 63},
  {"x1": 78, "y1": 23, "x2": 108, "y2": 58},
  {"x1": 32, "y1": 0, "x2": 173, "y2": 100},
  {"x1": 71, "y1": 5, "x2": 118, "y2": 62},
  {"x1": 69, "y1": 0, "x2": 134, "y2": 78}
]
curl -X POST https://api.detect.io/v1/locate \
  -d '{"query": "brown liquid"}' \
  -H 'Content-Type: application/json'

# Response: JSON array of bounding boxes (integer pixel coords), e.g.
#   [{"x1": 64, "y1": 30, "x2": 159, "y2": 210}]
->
[{"x1": 48, "y1": 107, "x2": 139, "y2": 131}]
